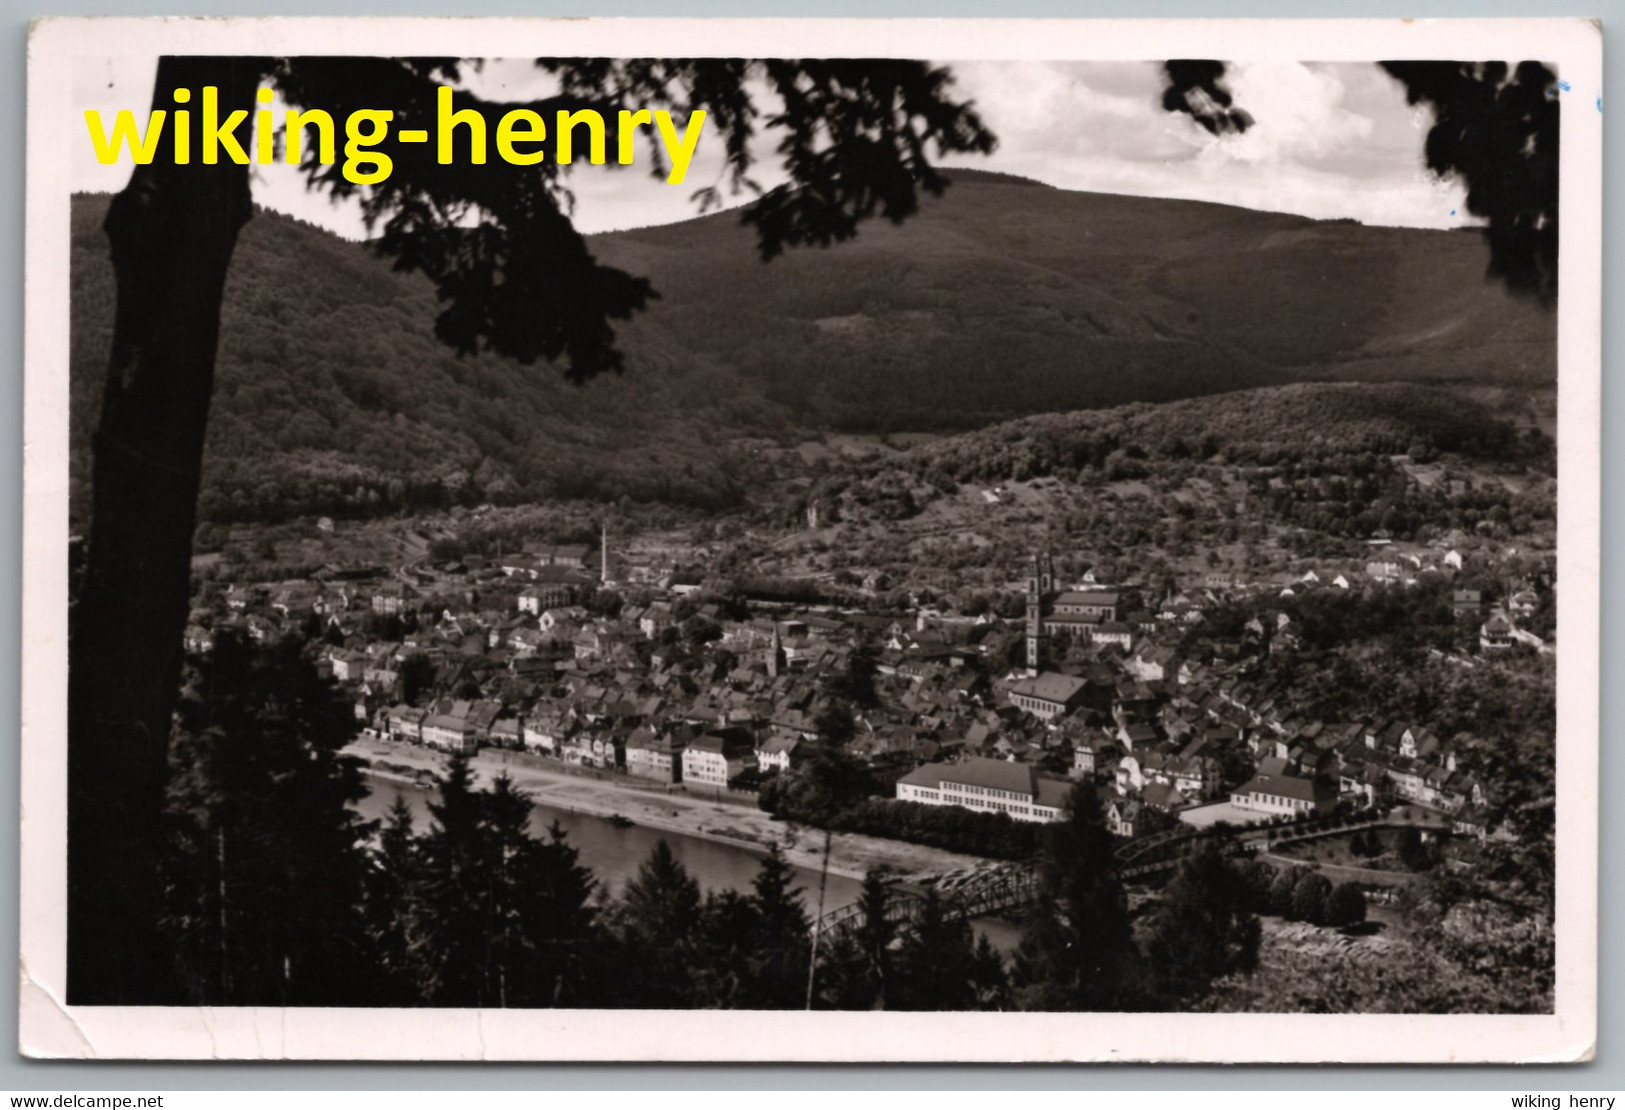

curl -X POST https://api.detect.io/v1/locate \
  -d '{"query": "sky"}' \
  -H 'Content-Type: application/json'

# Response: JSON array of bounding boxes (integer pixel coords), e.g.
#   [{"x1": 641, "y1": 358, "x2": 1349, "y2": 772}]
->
[{"x1": 71, "y1": 57, "x2": 1474, "y2": 239}]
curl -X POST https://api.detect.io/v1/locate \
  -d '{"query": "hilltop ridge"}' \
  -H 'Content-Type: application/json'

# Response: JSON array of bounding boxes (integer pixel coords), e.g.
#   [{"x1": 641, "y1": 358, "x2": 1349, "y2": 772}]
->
[{"x1": 69, "y1": 170, "x2": 1554, "y2": 523}]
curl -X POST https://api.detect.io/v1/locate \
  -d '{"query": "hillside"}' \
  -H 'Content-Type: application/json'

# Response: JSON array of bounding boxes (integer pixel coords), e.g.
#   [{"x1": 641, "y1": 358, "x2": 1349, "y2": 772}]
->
[
  {"x1": 598, "y1": 171, "x2": 1554, "y2": 430},
  {"x1": 69, "y1": 171, "x2": 1555, "y2": 524},
  {"x1": 778, "y1": 381, "x2": 1556, "y2": 600}
]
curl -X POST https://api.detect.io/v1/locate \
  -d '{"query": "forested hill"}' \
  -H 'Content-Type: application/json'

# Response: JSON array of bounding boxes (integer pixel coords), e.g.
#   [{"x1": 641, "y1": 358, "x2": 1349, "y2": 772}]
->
[
  {"x1": 69, "y1": 171, "x2": 1554, "y2": 524},
  {"x1": 899, "y1": 382, "x2": 1544, "y2": 486},
  {"x1": 597, "y1": 170, "x2": 1554, "y2": 428}
]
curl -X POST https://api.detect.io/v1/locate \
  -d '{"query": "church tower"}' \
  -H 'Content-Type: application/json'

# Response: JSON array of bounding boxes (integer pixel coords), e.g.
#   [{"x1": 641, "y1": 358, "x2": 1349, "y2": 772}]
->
[
  {"x1": 768, "y1": 622, "x2": 783, "y2": 678},
  {"x1": 1025, "y1": 553, "x2": 1043, "y2": 675}
]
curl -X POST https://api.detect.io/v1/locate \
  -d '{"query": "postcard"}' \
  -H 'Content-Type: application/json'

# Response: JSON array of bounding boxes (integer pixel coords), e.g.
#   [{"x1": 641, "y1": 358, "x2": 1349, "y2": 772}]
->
[{"x1": 21, "y1": 16, "x2": 1600, "y2": 1062}]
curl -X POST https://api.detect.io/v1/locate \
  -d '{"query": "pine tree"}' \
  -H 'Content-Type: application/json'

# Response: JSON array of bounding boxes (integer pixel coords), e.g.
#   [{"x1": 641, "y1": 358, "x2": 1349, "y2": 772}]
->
[
  {"x1": 893, "y1": 889, "x2": 978, "y2": 1011},
  {"x1": 615, "y1": 839, "x2": 704, "y2": 1006},
  {"x1": 693, "y1": 889, "x2": 761, "y2": 1009},
  {"x1": 849, "y1": 868, "x2": 897, "y2": 1009},
  {"x1": 1012, "y1": 784, "x2": 1141, "y2": 1010},
  {"x1": 413, "y1": 764, "x2": 602, "y2": 1007},
  {"x1": 365, "y1": 793, "x2": 424, "y2": 1005},
  {"x1": 412, "y1": 752, "x2": 496, "y2": 1005},
  {"x1": 162, "y1": 629, "x2": 376, "y2": 1005},
  {"x1": 519, "y1": 820, "x2": 603, "y2": 1008},
  {"x1": 1143, "y1": 844, "x2": 1262, "y2": 1004},
  {"x1": 969, "y1": 933, "x2": 1011, "y2": 1011},
  {"x1": 745, "y1": 844, "x2": 810, "y2": 1009}
]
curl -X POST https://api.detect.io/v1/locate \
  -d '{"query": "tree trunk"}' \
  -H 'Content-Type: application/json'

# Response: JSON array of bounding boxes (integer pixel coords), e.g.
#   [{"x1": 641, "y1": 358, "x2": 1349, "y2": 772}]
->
[
  {"x1": 67, "y1": 56, "x2": 265, "y2": 1004},
  {"x1": 804, "y1": 825, "x2": 832, "y2": 1010}
]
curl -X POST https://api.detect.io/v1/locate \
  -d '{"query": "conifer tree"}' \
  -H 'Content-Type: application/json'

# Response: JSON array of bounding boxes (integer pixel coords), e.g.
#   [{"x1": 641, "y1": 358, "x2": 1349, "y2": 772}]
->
[
  {"x1": 615, "y1": 839, "x2": 704, "y2": 1006},
  {"x1": 162, "y1": 629, "x2": 375, "y2": 1005},
  {"x1": 894, "y1": 888, "x2": 978, "y2": 1011},
  {"x1": 849, "y1": 868, "x2": 897, "y2": 1010},
  {"x1": 412, "y1": 751, "x2": 494, "y2": 1005},
  {"x1": 969, "y1": 933, "x2": 1012, "y2": 1011},
  {"x1": 1143, "y1": 844, "x2": 1261, "y2": 1004},
  {"x1": 366, "y1": 793, "x2": 424, "y2": 1005},
  {"x1": 1012, "y1": 784, "x2": 1140, "y2": 1010},
  {"x1": 745, "y1": 844, "x2": 810, "y2": 1009}
]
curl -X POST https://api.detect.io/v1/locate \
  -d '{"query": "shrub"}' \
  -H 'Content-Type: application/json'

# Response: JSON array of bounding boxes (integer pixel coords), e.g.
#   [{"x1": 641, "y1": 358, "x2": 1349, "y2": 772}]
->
[
  {"x1": 1325, "y1": 882, "x2": 1368, "y2": 928},
  {"x1": 1238, "y1": 859, "x2": 1277, "y2": 913},
  {"x1": 1268, "y1": 869, "x2": 1301, "y2": 917},
  {"x1": 1292, "y1": 872, "x2": 1334, "y2": 925}
]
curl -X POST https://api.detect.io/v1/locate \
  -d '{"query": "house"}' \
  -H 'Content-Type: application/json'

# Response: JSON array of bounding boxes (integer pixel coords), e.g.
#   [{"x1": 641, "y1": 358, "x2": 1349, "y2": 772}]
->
[
  {"x1": 371, "y1": 582, "x2": 417, "y2": 616},
  {"x1": 1124, "y1": 645, "x2": 1178, "y2": 683},
  {"x1": 489, "y1": 717, "x2": 522, "y2": 749},
  {"x1": 1005, "y1": 673, "x2": 1088, "y2": 721},
  {"x1": 756, "y1": 735, "x2": 801, "y2": 774},
  {"x1": 421, "y1": 713, "x2": 478, "y2": 755},
  {"x1": 893, "y1": 756, "x2": 1069, "y2": 823},
  {"x1": 1509, "y1": 589, "x2": 1540, "y2": 618},
  {"x1": 1104, "y1": 795, "x2": 1140, "y2": 838},
  {"x1": 861, "y1": 571, "x2": 892, "y2": 593},
  {"x1": 1049, "y1": 590, "x2": 1121, "y2": 625},
  {"x1": 683, "y1": 729, "x2": 757, "y2": 787},
  {"x1": 1365, "y1": 561, "x2": 1402, "y2": 582},
  {"x1": 626, "y1": 729, "x2": 685, "y2": 783},
  {"x1": 1141, "y1": 782, "x2": 1190, "y2": 812},
  {"x1": 523, "y1": 713, "x2": 566, "y2": 754},
  {"x1": 1480, "y1": 613, "x2": 1514, "y2": 651},
  {"x1": 1114, "y1": 754, "x2": 1144, "y2": 795},
  {"x1": 559, "y1": 733, "x2": 595, "y2": 766},
  {"x1": 386, "y1": 704, "x2": 426, "y2": 744},
  {"x1": 639, "y1": 603, "x2": 675, "y2": 640},
  {"x1": 1088, "y1": 622, "x2": 1134, "y2": 651},
  {"x1": 1071, "y1": 733, "x2": 1115, "y2": 779},
  {"x1": 1230, "y1": 772, "x2": 1337, "y2": 817},
  {"x1": 541, "y1": 544, "x2": 591, "y2": 570},
  {"x1": 1450, "y1": 589, "x2": 1484, "y2": 618}
]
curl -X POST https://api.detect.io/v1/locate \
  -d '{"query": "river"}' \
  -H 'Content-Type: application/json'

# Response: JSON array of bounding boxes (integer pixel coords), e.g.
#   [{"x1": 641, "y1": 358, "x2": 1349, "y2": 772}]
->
[{"x1": 354, "y1": 774, "x2": 1024, "y2": 952}]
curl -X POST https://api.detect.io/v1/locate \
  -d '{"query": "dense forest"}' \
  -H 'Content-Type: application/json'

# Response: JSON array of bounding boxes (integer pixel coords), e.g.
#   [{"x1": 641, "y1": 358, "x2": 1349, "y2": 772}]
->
[{"x1": 70, "y1": 169, "x2": 1555, "y2": 528}]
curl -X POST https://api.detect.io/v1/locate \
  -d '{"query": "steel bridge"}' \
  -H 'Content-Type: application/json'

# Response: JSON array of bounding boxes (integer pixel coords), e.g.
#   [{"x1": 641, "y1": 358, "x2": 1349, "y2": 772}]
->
[
  {"x1": 811, "y1": 829, "x2": 1208, "y2": 940},
  {"x1": 812, "y1": 864, "x2": 1043, "y2": 943},
  {"x1": 811, "y1": 813, "x2": 1441, "y2": 939}
]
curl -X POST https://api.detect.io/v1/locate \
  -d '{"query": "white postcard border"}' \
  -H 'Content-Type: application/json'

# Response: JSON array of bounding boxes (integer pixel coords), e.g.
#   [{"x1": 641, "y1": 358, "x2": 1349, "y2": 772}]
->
[{"x1": 21, "y1": 15, "x2": 1602, "y2": 1063}]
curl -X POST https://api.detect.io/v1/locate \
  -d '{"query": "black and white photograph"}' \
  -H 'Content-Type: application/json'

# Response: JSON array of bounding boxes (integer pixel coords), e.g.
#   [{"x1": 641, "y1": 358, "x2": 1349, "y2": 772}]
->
[{"x1": 21, "y1": 17, "x2": 1600, "y2": 1062}]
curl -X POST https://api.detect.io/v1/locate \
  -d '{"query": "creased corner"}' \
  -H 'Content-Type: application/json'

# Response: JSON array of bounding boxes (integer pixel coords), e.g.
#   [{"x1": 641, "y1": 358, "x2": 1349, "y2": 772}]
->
[{"x1": 17, "y1": 956, "x2": 97, "y2": 1059}]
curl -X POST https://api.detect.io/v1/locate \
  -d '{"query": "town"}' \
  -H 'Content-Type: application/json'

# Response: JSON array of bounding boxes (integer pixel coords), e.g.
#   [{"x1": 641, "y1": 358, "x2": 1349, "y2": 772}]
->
[{"x1": 176, "y1": 509, "x2": 1551, "y2": 854}]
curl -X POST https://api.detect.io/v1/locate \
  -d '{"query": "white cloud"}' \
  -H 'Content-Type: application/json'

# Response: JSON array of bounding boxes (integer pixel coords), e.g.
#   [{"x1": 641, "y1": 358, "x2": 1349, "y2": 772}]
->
[
  {"x1": 942, "y1": 59, "x2": 1473, "y2": 230},
  {"x1": 70, "y1": 56, "x2": 1474, "y2": 238}
]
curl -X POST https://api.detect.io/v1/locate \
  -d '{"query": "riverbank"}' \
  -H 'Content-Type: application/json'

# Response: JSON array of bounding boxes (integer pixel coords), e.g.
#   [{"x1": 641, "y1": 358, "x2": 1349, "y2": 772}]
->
[{"x1": 344, "y1": 739, "x2": 998, "y2": 886}]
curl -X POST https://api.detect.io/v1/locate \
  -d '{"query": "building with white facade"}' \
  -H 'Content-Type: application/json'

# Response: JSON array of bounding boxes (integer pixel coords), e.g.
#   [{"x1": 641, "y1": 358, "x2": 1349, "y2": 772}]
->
[
  {"x1": 1005, "y1": 673, "x2": 1088, "y2": 721},
  {"x1": 682, "y1": 730, "x2": 756, "y2": 787},
  {"x1": 895, "y1": 757, "x2": 1071, "y2": 823},
  {"x1": 1229, "y1": 772, "x2": 1337, "y2": 817},
  {"x1": 421, "y1": 713, "x2": 478, "y2": 755}
]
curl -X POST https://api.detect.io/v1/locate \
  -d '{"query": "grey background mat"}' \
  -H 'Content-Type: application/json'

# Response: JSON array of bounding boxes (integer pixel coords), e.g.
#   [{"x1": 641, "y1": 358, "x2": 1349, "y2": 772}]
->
[{"x1": 0, "y1": 0, "x2": 1615, "y2": 1089}]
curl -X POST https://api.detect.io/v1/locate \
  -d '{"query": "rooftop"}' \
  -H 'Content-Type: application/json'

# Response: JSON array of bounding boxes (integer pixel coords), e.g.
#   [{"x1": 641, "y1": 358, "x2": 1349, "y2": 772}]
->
[{"x1": 1007, "y1": 672, "x2": 1088, "y2": 705}]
